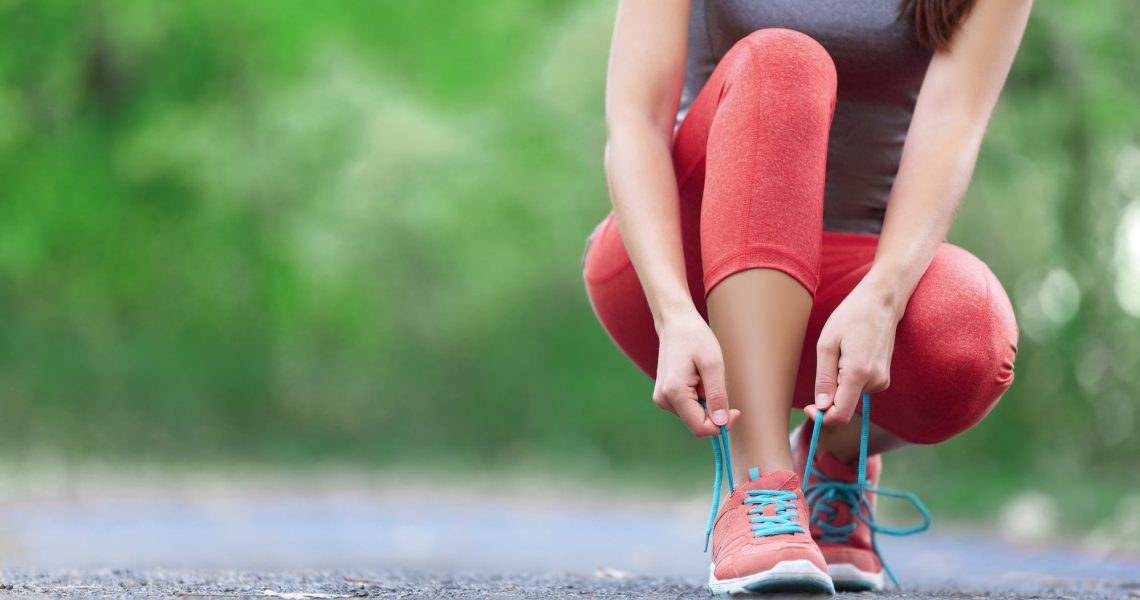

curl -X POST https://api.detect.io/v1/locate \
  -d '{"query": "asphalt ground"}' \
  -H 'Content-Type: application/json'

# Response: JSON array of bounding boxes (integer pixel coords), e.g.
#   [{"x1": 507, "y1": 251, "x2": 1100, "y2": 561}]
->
[
  {"x1": 1, "y1": 568, "x2": 1137, "y2": 599},
  {"x1": 0, "y1": 470, "x2": 1135, "y2": 598}
]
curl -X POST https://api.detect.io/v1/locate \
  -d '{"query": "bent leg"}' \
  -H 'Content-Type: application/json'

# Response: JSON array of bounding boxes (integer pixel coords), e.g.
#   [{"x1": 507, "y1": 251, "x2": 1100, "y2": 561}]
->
[
  {"x1": 793, "y1": 232, "x2": 1019, "y2": 445},
  {"x1": 701, "y1": 29, "x2": 837, "y2": 473},
  {"x1": 585, "y1": 29, "x2": 838, "y2": 479},
  {"x1": 697, "y1": 30, "x2": 836, "y2": 296},
  {"x1": 584, "y1": 29, "x2": 836, "y2": 378}
]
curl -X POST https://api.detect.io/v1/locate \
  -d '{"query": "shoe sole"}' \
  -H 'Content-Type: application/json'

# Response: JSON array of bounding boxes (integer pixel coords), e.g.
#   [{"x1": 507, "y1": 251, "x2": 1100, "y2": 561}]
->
[
  {"x1": 827, "y1": 562, "x2": 885, "y2": 592},
  {"x1": 708, "y1": 559, "x2": 835, "y2": 596}
]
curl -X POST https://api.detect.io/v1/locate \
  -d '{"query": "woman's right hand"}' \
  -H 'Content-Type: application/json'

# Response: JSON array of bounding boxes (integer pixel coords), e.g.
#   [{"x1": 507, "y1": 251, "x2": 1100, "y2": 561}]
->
[{"x1": 652, "y1": 308, "x2": 741, "y2": 437}]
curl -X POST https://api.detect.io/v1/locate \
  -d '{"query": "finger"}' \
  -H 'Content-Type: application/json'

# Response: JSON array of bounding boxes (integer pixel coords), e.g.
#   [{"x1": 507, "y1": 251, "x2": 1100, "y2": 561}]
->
[
  {"x1": 672, "y1": 395, "x2": 719, "y2": 437},
  {"x1": 696, "y1": 355, "x2": 730, "y2": 426},
  {"x1": 726, "y1": 408, "x2": 742, "y2": 428},
  {"x1": 825, "y1": 363, "x2": 866, "y2": 425},
  {"x1": 866, "y1": 366, "x2": 891, "y2": 393},
  {"x1": 651, "y1": 384, "x2": 677, "y2": 415},
  {"x1": 803, "y1": 405, "x2": 820, "y2": 423},
  {"x1": 814, "y1": 337, "x2": 840, "y2": 412},
  {"x1": 697, "y1": 387, "x2": 741, "y2": 427}
]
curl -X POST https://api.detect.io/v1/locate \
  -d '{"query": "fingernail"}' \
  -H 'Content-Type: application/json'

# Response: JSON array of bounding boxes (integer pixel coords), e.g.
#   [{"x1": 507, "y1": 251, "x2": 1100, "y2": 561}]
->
[
  {"x1": 711, "y1": 409, "x2": 728, "y2": 426},
  {"x1": 815, "y1": 393, "x2": 829, "y2": 408}
]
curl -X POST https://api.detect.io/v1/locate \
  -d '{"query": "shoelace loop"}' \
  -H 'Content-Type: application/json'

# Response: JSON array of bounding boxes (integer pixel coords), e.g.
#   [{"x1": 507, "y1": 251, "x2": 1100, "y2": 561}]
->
[
  {"x1": 803, "y1": 477, "x2": 863, "y2": 543},
  {"x1": 801, "y1": 393, "x2": 932, "y2": 588}
]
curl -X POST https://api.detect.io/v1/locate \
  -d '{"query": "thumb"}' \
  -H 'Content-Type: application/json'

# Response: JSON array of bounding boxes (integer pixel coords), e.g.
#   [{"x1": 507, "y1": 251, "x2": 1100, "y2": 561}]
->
[
  {"x1": 696, "y1": 355, "x2": 730, "y2": 427},
  {"x1": 814, "y1": 337, "x2": 839, "y2": 411}
]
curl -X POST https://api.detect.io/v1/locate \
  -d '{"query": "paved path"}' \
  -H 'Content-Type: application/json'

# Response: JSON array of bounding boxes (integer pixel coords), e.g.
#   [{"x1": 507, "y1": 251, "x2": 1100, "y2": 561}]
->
[
  {"x1": 0, "y1": 473, "x2": 1135, "y2": 598},
  {"x1": 2, "y1": 568, "x2": 1136, "y2": 599}
]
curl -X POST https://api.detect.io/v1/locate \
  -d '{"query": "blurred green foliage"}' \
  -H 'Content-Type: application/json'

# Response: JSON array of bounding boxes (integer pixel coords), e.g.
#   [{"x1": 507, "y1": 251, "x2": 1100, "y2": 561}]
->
[{"x1": 0, "y1": 1, "x2": 1137, "y2": 518}]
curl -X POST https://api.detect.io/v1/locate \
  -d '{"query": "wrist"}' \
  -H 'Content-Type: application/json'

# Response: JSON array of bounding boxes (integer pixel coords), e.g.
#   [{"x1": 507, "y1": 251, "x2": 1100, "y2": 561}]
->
[
  {"x1": 862, "y1": 265, "x2": 912, "y2": 319},
  {"x1": 652, "y1": 297, "x2": 699, "y2": 333}
]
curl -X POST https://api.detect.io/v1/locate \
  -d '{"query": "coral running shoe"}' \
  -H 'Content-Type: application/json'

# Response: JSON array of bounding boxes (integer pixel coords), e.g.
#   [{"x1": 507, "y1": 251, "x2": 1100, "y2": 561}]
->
[
  {"x1": 706, "y1": 467, "x2": 834, "y2": 595},
  {"x1": 791, "y1": 423, "x2": 886, "y2": 590},
  {"x1": 791, "y1": 395, "x2": 931, "y2": 591},
  {"x1": 699, "y1": 417, "x2": 833, "y2": 595}
]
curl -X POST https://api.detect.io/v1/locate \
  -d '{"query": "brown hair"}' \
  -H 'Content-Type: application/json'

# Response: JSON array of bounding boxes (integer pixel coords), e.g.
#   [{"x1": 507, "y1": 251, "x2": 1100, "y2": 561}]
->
[{"x1": 899, "y1": 0, "x2": 978, "y2": 50}]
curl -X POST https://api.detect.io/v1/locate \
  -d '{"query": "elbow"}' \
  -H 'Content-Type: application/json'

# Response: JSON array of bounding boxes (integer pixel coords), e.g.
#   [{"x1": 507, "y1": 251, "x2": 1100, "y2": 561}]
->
[
  {"x1": 602, "y1": 113, "x2": 671, "y2": 179},
  {"x1": 606, "y1": 105, "x2": 674, "y2": 144},
  {"x1": 603, "y1": 141, "x2": 615, "y2": 181},
  {"x1": 950, "y1": 108, "x2": 991, "y2": 140},
  {"x1": 913, "y1": 109, "x2": 990, "y2": 154},
  {"x1": 920, "y1": 90, "x2": 998, "y2": 143},
  {"x1": 602, "y1": 121, "x2": 627, "y2": 183}
]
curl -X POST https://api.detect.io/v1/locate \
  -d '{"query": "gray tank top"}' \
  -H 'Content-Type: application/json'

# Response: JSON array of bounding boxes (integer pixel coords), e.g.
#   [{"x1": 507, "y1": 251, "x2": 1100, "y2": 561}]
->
[{"x1": 678, "y1": 0, "x2": 933, "y2": 234}]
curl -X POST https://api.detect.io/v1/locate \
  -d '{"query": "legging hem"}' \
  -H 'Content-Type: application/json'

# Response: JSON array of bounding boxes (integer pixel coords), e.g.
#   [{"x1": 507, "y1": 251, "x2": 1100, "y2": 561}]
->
[{"x1": 703, "y1": 244, "x2": 820, "y2": 299}]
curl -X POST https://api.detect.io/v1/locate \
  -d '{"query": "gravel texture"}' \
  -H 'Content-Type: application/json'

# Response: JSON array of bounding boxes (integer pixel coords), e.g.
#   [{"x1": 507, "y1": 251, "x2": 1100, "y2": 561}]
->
[{"x1": 2, "y1": 569, "x2": 1139, "y2": 599}]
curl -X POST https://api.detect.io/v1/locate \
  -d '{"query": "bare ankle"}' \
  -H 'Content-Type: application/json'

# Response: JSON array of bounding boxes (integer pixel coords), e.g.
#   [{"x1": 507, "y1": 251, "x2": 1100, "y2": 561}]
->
[
  {"x1": 811, "y1": 417, "x2": 909, "y2": 464},
  {"x1": 730, "y1": 438, "x2": 796, "y2": 479}
]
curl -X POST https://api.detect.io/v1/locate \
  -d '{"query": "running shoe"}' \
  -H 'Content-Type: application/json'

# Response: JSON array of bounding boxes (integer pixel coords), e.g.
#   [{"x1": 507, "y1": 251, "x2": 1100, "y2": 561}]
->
[
  {"x1": 792, "y1": 422, "x2": 886, "y2": 590},
  {"x1": 701, "y1": 420, "x2": 833, "y2": 595},
  {"x1": 792, "y1": 395, "x2": 931, "y2": 591}
]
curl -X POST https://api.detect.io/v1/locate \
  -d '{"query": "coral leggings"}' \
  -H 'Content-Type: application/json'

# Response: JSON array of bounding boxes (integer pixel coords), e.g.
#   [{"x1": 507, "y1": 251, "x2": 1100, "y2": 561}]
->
[{"x1": 583, "y1": 29, "x2": 1018, "y2": 444}]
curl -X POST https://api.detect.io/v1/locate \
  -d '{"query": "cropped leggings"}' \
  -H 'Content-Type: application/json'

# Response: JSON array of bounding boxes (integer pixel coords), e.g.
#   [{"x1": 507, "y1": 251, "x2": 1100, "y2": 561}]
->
[{"x1": 583, "y1": 29, "x2": 1018, "y2": 444}]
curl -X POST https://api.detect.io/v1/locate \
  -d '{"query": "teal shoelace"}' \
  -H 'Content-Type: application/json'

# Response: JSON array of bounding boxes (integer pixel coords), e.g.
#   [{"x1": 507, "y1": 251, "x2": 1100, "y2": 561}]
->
[
  {"x1": 703, "y1": 414, "x2": 734, "y2": 552},
  {"x1": 702, "y1": 420, "x2": 806, "y2": 551},
  {"x1": 802, "y1": 393, "x2": 932, "y2": 587},
  {"x1": 744, "y1": 486, "x2": 806, "y2": 537},
  {"x1": 701, "y1": 394, "x2": 932, "y2": 588}
]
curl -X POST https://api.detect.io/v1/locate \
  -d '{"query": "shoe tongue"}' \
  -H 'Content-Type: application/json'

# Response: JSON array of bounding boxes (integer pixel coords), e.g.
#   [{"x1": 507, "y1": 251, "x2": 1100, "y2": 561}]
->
[
  {"x1": 815, "y1": 450, "x2": 860, "y2": 480},
  {"x1": 740, "y1": 468, "x2": 798, "y2": 492}
]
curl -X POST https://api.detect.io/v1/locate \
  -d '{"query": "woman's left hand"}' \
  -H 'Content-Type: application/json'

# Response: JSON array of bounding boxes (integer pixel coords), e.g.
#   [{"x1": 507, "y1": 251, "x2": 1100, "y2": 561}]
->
[{"x1": 807, "y1": 273, "x2": 905, "y2": 425}]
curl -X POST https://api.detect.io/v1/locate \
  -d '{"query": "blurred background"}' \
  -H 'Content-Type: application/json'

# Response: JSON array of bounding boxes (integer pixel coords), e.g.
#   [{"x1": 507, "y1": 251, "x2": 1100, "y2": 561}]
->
[{"x1": 0, "y1": 0, "x2": 1137, "y2": 568}]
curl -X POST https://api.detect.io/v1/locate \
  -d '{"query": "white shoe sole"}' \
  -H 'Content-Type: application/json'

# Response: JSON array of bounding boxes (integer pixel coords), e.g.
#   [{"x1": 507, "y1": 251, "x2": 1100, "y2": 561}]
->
[
  {"x1": 827, "y1": 562, "x2": 885, "y2": 591},
  {"x1": 707, "y1": 559, "x2": 834, "y2": 596}
]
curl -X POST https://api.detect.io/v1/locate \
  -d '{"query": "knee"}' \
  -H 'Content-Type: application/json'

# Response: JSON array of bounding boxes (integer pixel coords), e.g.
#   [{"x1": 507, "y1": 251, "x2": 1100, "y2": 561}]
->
[
  {"x1": 915, "y1": 336, "x2": 1016, "y2": 445},
  {"x1": 740, "y1": 28, "x2": 835, "y2": 74},
  {"x1": 723, "y1": 28, "x2": 837, "y2": 105},
  {"x1": 897, "y1": 246, "x2": 1019, "y2": 444}
]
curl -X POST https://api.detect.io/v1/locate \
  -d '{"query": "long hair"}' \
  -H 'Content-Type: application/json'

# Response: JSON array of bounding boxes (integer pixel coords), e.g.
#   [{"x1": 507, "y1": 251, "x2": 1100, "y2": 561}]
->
[{"x1": 899, "y1": 0, "x2": 978, "y2": 50}]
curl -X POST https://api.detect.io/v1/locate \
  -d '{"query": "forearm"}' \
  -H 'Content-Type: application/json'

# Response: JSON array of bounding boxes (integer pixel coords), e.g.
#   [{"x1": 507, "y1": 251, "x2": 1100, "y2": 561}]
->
[
  {"x1": 868, "y1": 116, "x2": 986, "y2": 317},
  {"x1": 605, "y1": 119, "x2": 694, "y2": 330},
  {"x1": 869, "y1": 0, "x2": 1031, "y2": 319}
]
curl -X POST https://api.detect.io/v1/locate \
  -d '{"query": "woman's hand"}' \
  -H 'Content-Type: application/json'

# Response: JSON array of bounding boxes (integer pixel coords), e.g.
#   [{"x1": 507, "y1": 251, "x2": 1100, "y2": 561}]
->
[
  {"x1": 652, "y1": 308, "x2": 741, "y2": 437},
  {"x1": 807, "y1": 273, "x2": 905, "y2": 426}
]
